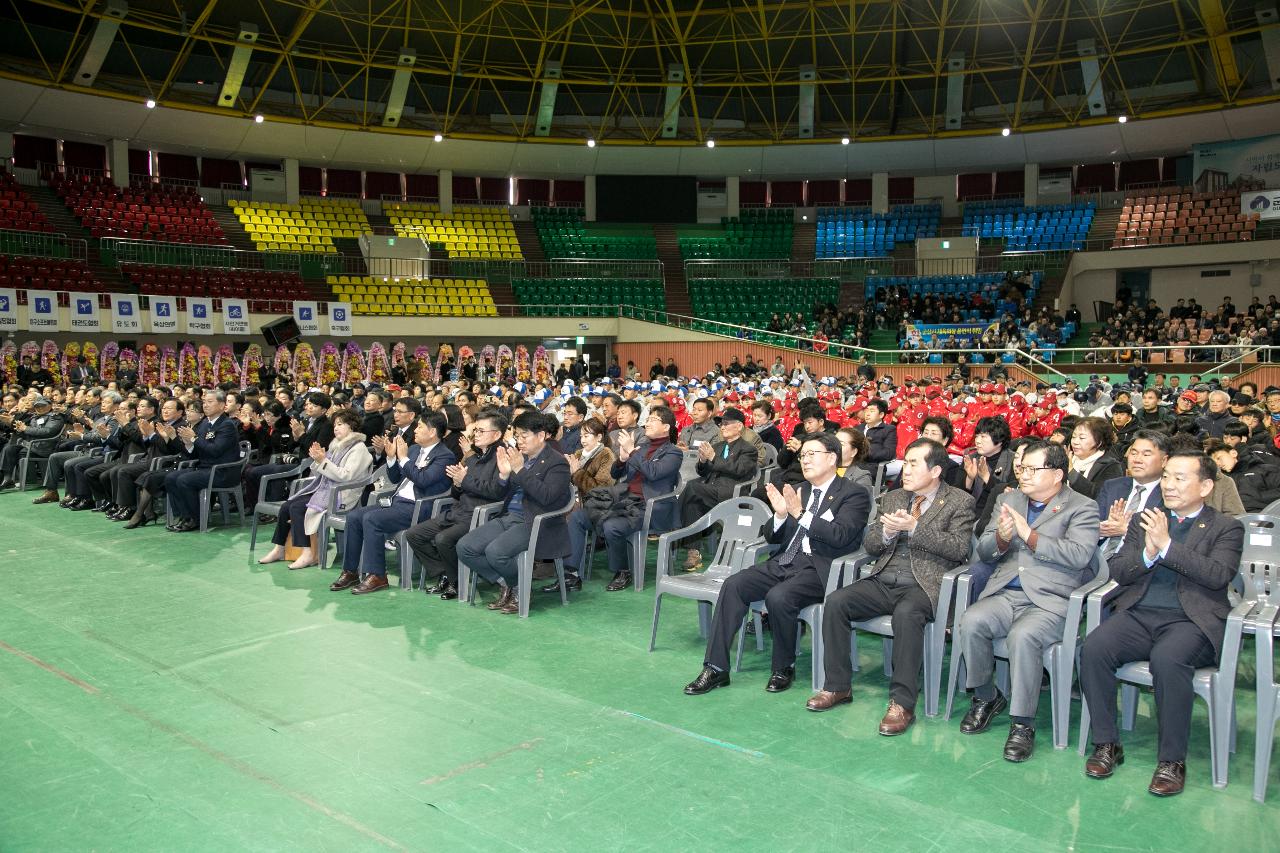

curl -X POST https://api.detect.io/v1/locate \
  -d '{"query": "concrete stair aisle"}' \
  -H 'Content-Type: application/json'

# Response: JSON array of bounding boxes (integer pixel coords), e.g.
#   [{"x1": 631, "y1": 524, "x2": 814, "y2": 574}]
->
[
  {"x1": 513, "y1": 220, "x2": 546, "y2": 263},
  {"x1": 1087, "y1": 207, "x2": 1121, "y2": 247},
  {"x1": 652, "y1": 223, "x2": 690, "y2": 316},
  {"x1": 790, "y1": 221, "x2": 815, "y2": 270},
  {"x1": 209, "y1": 205, "x2": 258, "y2": 254},
  {"x1": 27, "y1": 184, "x2": 129, "y2": 292}
]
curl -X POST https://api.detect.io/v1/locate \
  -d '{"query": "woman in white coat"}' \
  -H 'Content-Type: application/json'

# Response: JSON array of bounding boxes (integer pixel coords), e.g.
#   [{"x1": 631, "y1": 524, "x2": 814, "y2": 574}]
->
[{"x1": 257, "y1": 408, "x2": 374, "y2": 569}]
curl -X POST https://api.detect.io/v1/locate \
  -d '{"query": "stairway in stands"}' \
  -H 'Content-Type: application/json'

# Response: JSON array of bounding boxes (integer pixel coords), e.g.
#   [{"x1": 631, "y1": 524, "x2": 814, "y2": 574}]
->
[
  {"x1": 790, "y1": 219, "x2": 815, "y2": 267},
  {"x1": 209, "y1": 205, "x2": 257, "y2": 253},
  {"x1": 512, "y1": 219, "x2": 546, "y2": 263},
  {"x1": 652, "y1": 223, "x2": 690, "y2": 315},
  {"x1": 1087, "y1": 206, "x2": 1121, "y2": 248},
  {"x1": 27, "y1": 184, "x2": 129, "y2": 292}
]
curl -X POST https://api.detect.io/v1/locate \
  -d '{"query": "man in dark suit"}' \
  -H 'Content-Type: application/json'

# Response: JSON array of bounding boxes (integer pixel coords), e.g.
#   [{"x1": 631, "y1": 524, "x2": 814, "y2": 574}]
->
[
  {"x1": 163, "y1": 390, "x2": 242, "y2": 532},
  {"x1": 358, "y1": 389, "x2": 389, "y2": 446},
  {"x1": 684, "y1": 432, "x2": 870, "y2": 695},
  {"x1": 1080, "y1": 452, "x2": 1244, "y2": 797},
  {"x1": 1095, "y1": 430, "x2": 1169, "y2": 555},
  {"x1": 677, "y1": 407, "x2": 759, "y2": 570},
  {"x1": 121, "y1": 399, "x2": 187, "y2": 528},
  {"x1": 68, "y1": 355, "x2": 97, "y2": 385},
  {"x1": 404, "y1": 411, "x2": 510, "y2": 600},
  {"x1": 807, "y1": 439, "x2": 976, "y2": 734},
  {"x1": 371, "y1": 396, "x2": 420, "y2": 464},
  {"x1": 331, "y1": 409, "x2": 455, "y2": 595},
  {"x1": 456, "y1": 411, "x2": 573, "y2": 615}
]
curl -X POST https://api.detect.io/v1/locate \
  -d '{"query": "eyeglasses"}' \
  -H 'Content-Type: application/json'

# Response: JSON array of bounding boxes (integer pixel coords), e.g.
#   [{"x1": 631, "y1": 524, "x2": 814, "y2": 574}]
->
[
  {"x1": 1017, "y1": 466, "x2": 1054, "y2": 477},
  {"x1": 799, "y1": 450, "x2": 835, "y2": 461},
  {"x1": 473, "y1": 427, "x2": 499, "y2": 434}
]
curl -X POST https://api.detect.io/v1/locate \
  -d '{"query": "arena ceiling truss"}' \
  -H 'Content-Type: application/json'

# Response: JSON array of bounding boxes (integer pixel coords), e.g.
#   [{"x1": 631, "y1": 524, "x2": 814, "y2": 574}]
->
[{"x1": 0, "y1": 0, "x2": 1278, "y2": 145}]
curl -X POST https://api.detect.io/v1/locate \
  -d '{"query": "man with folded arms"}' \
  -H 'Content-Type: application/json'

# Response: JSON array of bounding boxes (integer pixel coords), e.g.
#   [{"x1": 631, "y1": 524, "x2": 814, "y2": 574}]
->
[
  {"x1": 1079, "y1": 452, "x2": 1243, "y2": 797},
  {"x1": 806, "y1": 438, "x2": 975, "y2": 734},
  {"x1": 953, "y1": 440, "x2": 1100, "y2": 762}
]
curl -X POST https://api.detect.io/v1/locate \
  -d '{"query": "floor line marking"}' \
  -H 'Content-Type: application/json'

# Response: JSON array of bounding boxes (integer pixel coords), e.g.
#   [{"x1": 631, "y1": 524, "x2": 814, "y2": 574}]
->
[
  {"x1": 421, "y1": 738, "x2": 543, "y2": 785},
  {"x1": 0, "y1": 640, "x2": 100, "y2": 695},
  {"x1": 615, "y1": 710, "x2": 766, "y2": 758}
]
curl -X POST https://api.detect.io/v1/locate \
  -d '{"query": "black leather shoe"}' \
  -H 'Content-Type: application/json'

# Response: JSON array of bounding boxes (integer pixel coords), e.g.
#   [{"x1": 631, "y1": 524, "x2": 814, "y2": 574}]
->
[
  {"x1": 437, "y1": 583, "x2": 458, "y2": 601},
  {"x1": 684, "y1": 666, "x2": 730, "y2": 695},
  {"x1": 109, "y1": 506, "x2": 134, "y2": 521},
  {"x1": 605, "y1": 571, "x2": 632, "y2": 592},
  {"x1": 171, "y1": 518, "x2": 199, "y2": 532},
  {"x1": 0, "y1": 480, "x2": 16, "y2": 490},
  {"x1": 960, "y1": 691, "x2": 1008, "y2": 734},
  {"x1": 425, "y1": 576, "x2": 452, "y2": 595},
  {"x1": 1085, "y1": 742, "x2": 1125, "y2": 779},
  {"x1": 1003, "y1": 723, "x2": 1036, "y2": 762},
  {"x1": 70, "y1": 498, "x2": 95, "y2": 511},
  {"x1": 1148, "y1": 761, "x2": 1186, "y2": 797},
  {"x1": 539, "y1": 574, "x2": 582, "y2": 593},
  {"x1": 765, "y1": 667, "x2": 796, "y2": 693}
]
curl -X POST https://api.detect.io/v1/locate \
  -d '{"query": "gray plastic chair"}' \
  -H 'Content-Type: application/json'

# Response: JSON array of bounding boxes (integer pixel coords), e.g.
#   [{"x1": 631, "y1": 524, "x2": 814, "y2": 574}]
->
[
  {"x1": 459, "y1": 487, "x2": 578, "y2": 618},
  {"x1": 732, "y1": 549, "x2": 868, "y2": 692},
  {"x1": 16, "y1": 436, "x2": 60, "y2": 491},
  {"x1": 836, "y1": 553, "x2": 972, "y2": 717},
  {"x1": 456, "y1": 500, "x2": 504, "y2": 603},
  {"x1": 1260, "y1": 498, "x2": 1280, "y2": 517},
  {"x1": 401, "y1": 495, "x2": 454, "y2": 591},
  {"x1": 1076, "y1": 571, "x2": 1253, "y2": 788},
  {"x1": 317, "y1": 466, "x2": 383, "y2": 571},
  {"x1": 391, "y1": 489, "x2": 452, "y2": 589},
  {"x1": 648, "y1": 497, "x2": 774, "y2": 651},
  {"x1": 165, "y1": 441, "x2": 252, "y2": 532},
  {"x1": 945, "y1": 547, "x2": 1109, "y2": 749},
  {"x1": 247, "y1": 461, "x2": 311, "y2": 551},
  {"x1": 581, "y1": 489, "x2": 679, "y2": 591},
  {"x1": 1237, "y1": 554, "x2": 1280, "y2": 801}
]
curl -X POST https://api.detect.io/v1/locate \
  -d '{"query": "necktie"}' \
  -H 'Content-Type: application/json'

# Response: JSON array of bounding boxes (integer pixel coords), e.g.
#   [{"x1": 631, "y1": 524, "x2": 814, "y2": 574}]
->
[
  {"x1": 779, "y1": 488, "x2": 822, "y2": 566},
  {"x1": 911, "y1": 495, "x2": 926, "y2": 519},
  {"x1": 1125, "y1": 484, "x2": 1146, "y2": 515}
]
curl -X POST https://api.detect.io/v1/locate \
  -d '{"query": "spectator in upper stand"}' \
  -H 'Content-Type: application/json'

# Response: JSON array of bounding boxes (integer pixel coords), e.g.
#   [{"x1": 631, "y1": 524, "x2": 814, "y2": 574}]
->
[
  {"x1": 663, "y1": 358, "x2": 680, "y2": 380},
  {"x1": 857, "y1": 399, "x2": 897, "y2": 466},
  {"x1": 1196, "y1": 390, "x2": 1239, "y2": 439},
  {"x1": 770, "y1": 356, "x2": 787, "y2": 377},
  {"x1": 606, "y1": 355, "x2": 622, "y2": 381},
  {"x1": 649, "y1": 358, "x2": 664, "y2": 381},
  {"x1": 1065, "y1": 304, "x2": 1082, "y2": 327}
]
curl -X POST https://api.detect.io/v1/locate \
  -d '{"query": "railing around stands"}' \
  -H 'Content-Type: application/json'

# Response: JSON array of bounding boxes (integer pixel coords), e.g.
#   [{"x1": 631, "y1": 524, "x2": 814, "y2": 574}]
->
[
  {"x1": 686, "y1": 253, "x2": 1047, "y2": 281},
  {"x1": 0, "y1": 228, "x2": 87, "y2": 261},
  {"x1": 98, "y1": 238, "x2": 340, "y2": 276}
]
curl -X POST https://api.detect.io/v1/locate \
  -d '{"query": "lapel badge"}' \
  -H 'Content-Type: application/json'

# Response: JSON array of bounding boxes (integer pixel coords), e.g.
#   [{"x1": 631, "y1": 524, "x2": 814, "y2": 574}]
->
[
  {"x1": 205, "y1": 431, "x2": 215, "y2": 440},
  {"x1": 1198, "y1": 522, "x2": 1206, "y2": 528}
]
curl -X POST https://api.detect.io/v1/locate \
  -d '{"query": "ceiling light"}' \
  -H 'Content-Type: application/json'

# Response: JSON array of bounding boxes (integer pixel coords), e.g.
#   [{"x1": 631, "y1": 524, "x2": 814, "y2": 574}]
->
[
  {"x1": 145, "y1": 99, "x2": 156, "y2": 109},
  {"x1": 706, "y1": 139, "x2": 715, "y2": 148},
  {"x1": 841, "y1": 137, "x2": 850, "y2": 145},
  {"x1": 433, "y1": 133, "x2": 443, "y2": 142},
  {"x1": 1001, "y1": 127, "x2": 1011, "y2": 137},
  {"x1": 1118, "y1": 115, "x2": 1128, "y2": 124},
  {"x1": 254, "y1": 114, "x2": 264, "y2": 123},
  {"x1": 586, "y1": 138, "x2": 596, "y2": 148}
]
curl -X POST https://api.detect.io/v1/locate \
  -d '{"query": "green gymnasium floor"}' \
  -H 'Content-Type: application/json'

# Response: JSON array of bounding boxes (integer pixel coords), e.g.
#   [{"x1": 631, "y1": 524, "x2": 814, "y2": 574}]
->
[{"x1": 2, "y1": 491, "x2": 1277, "y2": 852}]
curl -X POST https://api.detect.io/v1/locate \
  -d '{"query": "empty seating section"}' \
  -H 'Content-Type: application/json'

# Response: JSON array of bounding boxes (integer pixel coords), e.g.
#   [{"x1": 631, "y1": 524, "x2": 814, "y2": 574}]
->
[
  {"x1": 121, "y1": 264, "x2": 308, "y2": 311},
  {"x1": 232, "y1": 198, "x2": 370, "y2": 253},
  {"x1": 963, "y1": 200, "x2": 1094, "y2": 251},
  {"x1": 865, "y1": 271, "x2": 1044, "y2": 319},
  {"x1": 384, "y1": 203, "x2": 522, "y2": 260},
  {"x1": 0, "y1": 255, "x2": 102, "y2": 292},
  {"x1": 51, "y1": 174, "x2": 226, "y2": 243},
  {"x1": 532, "y1": 207, "x2": 657, "y2": 259},
  {"x1": 327, "y1": 275, "x2": 496, "y2": 316},
  {"x1": 1113, "y1": 189, "x2": 1257, "y2": 248},
  {"x1": 513, "y1": 278, "x2": 665, "y2": 317},
  {"x1": 815, "y1": 205, "x2": 940, "y2": 257},
  {"x1": 689, "y1": 277, "x2": 838, "y2": 328},
  {"x1": 678, "y1": 209, "x2": 793, "y2": 259},
  {"x1": 0, "y1": 171, "x2": 53, "y2": 233}
]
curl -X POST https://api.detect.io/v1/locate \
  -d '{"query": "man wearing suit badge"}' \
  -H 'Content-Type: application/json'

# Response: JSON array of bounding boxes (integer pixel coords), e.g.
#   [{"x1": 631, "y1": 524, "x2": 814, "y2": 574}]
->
[
  {"x1": 807, "y1": 438, "x2": 976, "y2": 735},
  {"x1": 456, "y1": 411, "x2": 572, "y2": 615},
  {"x1": 954, "y1": 440, "x2": 1100, "y2": 761},
  {"x1": 164, "y1": 390, "x2": 242, "y2": 532},
  {"x1": 1094, "y1": 430, "x2": 1169, "y2": 555},
  {"x1": 1079, "y1": 452, "x2": 1244, "y2": 796},
  {"x1": 684, "y1": 432, "x2": 871, "y2": 695},
  {"x1": 331, "y1": 409, "x2": 455, "y2": 595}
]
